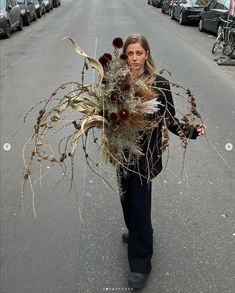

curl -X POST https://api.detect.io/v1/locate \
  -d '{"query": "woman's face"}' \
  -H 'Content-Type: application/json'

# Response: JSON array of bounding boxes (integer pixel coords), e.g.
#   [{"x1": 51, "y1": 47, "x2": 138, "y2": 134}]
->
[{"x1": 125, "y1": 43, "x2": 148, "y2": 76}]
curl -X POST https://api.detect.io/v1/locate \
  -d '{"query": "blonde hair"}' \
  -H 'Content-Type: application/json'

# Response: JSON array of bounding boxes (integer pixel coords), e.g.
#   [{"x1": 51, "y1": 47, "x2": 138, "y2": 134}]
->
[{"x1": 123, "y1": 34, "x2": 156, "y2": 75}]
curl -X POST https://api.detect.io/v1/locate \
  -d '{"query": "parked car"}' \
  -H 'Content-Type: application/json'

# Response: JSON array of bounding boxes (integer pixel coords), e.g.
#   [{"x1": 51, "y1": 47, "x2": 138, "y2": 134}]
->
[
  {"x1": 17, "y1": 0, "x2": 37, "y2": 25},
  {"x1": 43, "y1": 0, "x2": 53, "y2": 12},
  {"x1": 161, "y1": 0, "x2": 178, "y2": 14},
  {"x1": 0, "y1": 0, "x2": 23, "y2": 38},
  {"x1": 33, "y1": 0, "x2": 45, "y2": 18},
  {"x1": 199, "y1": 0, "x2": 235, "y2": 34},
  {"x1": 171, "y1": 0, "x2": 208, "y2": 25},
  {"x1": 52, "y1": 0, "x2": 60, "y2": 8}
]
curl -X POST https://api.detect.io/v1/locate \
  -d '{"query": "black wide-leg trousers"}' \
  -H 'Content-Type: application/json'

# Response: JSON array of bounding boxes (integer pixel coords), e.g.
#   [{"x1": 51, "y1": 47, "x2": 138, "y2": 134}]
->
[{"x1": 118, "y1": 170, "x2": 153, "y2": 274}]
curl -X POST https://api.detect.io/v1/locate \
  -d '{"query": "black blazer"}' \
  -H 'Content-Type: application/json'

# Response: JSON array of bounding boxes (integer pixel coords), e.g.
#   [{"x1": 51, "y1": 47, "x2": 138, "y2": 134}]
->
[{"x1": 135, "y1": 74, "x2": 198, "y2": 179}]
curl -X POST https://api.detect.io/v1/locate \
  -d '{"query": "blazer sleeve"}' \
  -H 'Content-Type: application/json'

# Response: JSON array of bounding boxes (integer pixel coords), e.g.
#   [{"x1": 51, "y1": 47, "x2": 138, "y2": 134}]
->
[{"x1": 155, "y1": 75, "x2": 198, "y2": 140}]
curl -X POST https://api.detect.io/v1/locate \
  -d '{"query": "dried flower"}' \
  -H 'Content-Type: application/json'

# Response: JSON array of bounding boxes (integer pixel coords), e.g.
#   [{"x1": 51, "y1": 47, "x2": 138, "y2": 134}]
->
[
  {"x1": 120, "y1": 53, "x2": 128, "y2": 60},
  {"x1": 118, "y1": 108, "x2": 130, "y2": 121},
  {"x1": 110, "y1": 90, "x2": 120, "y2": 101},
  {"x1": 112, "y1": 37, "x2": 123, "y2": 49},
  {"x1": 121, "y1": 78, "x2": 131, "y2": 92},
  {"x1": 103, "y1": 53, "x2": 112, "y2": 61},
  {"x1": 60, "y1": 153, "x2": 67, "y2": 162},
  {"x1": 39, "y1": 109, "x2": 45, "y2": 116},
  {"x1": 99, "y1": 55, "x2": 110, "y2": 67},
  {"x1": 109, "y1": 112, "x2": 118, "y2": 122}
]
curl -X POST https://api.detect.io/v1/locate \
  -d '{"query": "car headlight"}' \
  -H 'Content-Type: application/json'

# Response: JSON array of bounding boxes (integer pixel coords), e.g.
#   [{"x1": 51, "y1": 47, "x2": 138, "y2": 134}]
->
[
  {"x1": 0, "y1": 13, "x2": 4, "y2": 18},
  {"x1": 21, "y1": 9, "x2": 26, "y2": 14}
]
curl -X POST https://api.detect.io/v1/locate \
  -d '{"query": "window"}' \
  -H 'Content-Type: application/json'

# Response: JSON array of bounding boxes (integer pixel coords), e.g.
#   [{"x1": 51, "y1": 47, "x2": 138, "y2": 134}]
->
[
  {"x1": 9, "y1": 0, "x2": 15, "y2": 6},
  {"x1": 224, "y1": 0, "x2": 231, "y2": 10},
  {"x1": 207, "y1": 0, "x2": 218, "y2": 9}
]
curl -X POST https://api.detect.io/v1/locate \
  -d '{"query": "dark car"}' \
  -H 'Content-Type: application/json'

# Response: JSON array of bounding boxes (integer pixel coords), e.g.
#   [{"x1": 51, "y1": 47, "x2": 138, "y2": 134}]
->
[
  {"x1": 17, "y1": 0, "x2": 37, "y2": 25},
  {"x1": 0, "y1": 0, "x2": 23, "y2": 38},
  {"x1": 52, "y1": 0, "x2": 60, "y2": 8},
  {"x1": 43, "y1": 0, "x2": 53, "y2": 12},
  {"x1": 33, "y1": 0, "x2": 45, "y2": 18},
  {"x1": 171, "y1": 0, "x2": 208, "y2": 24},
  {"x1": 161, "y1": 0, "x2": 179, "y2": 14},
  {"x1": 199, "y1": 0, "x2": 235, "y2": 34}
]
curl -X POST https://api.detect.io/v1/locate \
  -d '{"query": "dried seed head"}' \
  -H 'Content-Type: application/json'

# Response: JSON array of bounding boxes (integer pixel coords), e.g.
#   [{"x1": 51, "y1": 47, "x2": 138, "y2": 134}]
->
[
  {"x1": 39, "y1": 109, "x2": 45, "y2": 116},
  {"x1": 112, "y1": 37, "x2": 123, "y2": 49},
  {"x1": 118, "y1": 108, "x2": 130, "y2": 121},
  {"x1": 60, "y1": 153, "x2": 67, "y2": 162},
  {"x1": 102, "y1": 136, "x2": 108, "y2": 145}
]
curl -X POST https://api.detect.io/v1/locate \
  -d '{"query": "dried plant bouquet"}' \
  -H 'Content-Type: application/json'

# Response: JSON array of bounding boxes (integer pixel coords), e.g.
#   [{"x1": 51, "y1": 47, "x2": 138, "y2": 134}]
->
[{"x1": 21, "y1": 37, "x2": 207, "y2": 216}]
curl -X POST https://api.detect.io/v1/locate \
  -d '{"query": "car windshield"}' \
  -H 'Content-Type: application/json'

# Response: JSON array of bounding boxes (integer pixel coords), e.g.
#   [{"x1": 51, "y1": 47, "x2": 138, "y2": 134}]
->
[
  {"x1": 17, "y1": 0, "x2": 25, "y2": 4},
  {"x1": 33, "y1": 0, "x2": 39, "y2": 3},
  {"x1": 0, "y1": 0, "x2": 6, "y2": 10}
]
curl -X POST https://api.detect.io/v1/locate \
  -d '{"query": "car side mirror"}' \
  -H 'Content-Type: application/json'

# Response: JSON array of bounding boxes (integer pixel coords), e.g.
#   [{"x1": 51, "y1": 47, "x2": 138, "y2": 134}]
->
[{"x1": 7, "y1": 5, "x2": 12, "y2": 11}]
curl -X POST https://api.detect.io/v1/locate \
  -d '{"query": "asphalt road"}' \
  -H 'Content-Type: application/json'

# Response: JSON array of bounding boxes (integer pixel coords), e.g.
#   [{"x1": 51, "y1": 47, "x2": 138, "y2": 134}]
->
[{"x1": 0, "y1": 0, "x2": 235, "y2": 292}]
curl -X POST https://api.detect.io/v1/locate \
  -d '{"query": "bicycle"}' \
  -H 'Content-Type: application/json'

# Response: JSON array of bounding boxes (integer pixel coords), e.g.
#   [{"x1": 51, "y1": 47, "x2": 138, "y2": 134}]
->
[
  {"x1": 211, "y1": 17, "x2": 235, "y2": 56},
  {"x1": 222, "y1": 23, "x2": 235, "y2": 56}
]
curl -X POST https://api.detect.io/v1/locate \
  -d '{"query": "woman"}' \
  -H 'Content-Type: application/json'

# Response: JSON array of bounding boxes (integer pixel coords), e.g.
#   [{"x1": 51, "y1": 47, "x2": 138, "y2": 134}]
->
[{"x1": 117, "y1": 34, "x2": 205, "y2": 289}]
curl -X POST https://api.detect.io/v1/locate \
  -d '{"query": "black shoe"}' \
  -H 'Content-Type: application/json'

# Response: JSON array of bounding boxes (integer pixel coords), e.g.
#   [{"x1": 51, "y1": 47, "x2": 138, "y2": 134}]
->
[
  {"x1": 128, "y1": 272, "x2": 149, "y2": 289},
  {"x1": 122, "y1": 232, "x2": 129, "y2": 244}
]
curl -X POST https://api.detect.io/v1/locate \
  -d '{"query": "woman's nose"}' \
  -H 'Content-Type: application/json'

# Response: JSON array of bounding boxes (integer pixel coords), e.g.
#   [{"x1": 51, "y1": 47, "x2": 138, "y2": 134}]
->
[{"x1": 132, "y1": 53, "x2": 137, "y2": 60}]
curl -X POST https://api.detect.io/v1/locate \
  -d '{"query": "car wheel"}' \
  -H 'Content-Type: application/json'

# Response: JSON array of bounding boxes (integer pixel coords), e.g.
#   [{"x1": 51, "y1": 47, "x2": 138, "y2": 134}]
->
[
  {"x1": 5, "y1": 22, "x2": 11, "y2": 38},
  {"x1": 17, "y1": 17, "x2": 23, "y2": 31},
  {"x1": 37, "y1": 9, "x2": 42, "y2": 18},
  {"x1": 53, "y1": 0, "x2": 58, "y2": 7},
  {"x1": 24, "y1": 13, "x2": 31, "y2": 26},
  {"x1": 179, "y1": 11, "x2": 185, "y2": 25},
  {"x1": 198, "y1": 19, "x2": 204, "y2": 32},
  {"x1": 161, "y1": 6, "x2": 165, "y2": 13}
]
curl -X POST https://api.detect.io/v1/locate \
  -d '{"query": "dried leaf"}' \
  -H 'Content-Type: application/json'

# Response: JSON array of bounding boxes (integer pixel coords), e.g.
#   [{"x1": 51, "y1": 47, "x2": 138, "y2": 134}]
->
[
  {"x1": 70, "y1": 96, "x2": 99, "y2": 114},
  {"x1": 51, "y1": 113, "x2": 61, "y2": 122},
  {"x1": 63, "y1": 37, "x2": 104, "y2": 86},
  {"x1": 70, "y1": 115, "x2": 108, "y2": 154}
]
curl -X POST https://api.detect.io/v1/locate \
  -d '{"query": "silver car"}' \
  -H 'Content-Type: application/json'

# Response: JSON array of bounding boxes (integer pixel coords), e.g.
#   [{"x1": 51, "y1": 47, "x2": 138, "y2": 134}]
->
[{"x1": 0, "y1": 0, "x2": 23, "y2": 38}]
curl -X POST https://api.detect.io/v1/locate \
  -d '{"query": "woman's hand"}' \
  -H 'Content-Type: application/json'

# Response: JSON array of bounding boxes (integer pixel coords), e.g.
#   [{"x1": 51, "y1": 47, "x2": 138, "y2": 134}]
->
[{"x1": 197, "y1": 124, "x2": 206, "y2": 136}]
